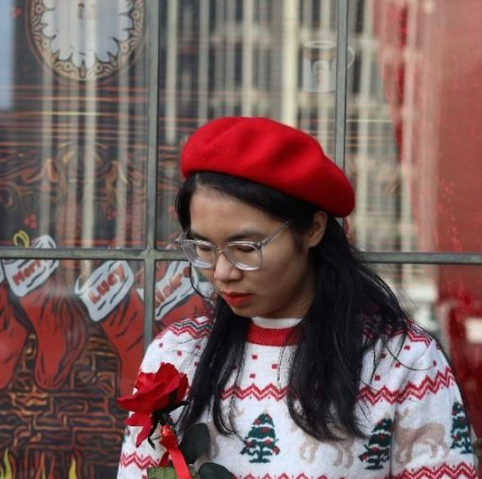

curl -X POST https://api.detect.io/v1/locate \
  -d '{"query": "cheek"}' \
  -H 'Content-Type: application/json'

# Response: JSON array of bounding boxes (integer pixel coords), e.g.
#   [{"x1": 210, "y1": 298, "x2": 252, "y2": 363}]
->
[
  {"x1": 257, "y1": 255, "x2": 306, "y2": 289},
  {"x1": 265, "y1": 246, "x2": 307, "y2": 275},
  {"x1": 201, "y1": 270, "x2": 215, "y2": 284}
]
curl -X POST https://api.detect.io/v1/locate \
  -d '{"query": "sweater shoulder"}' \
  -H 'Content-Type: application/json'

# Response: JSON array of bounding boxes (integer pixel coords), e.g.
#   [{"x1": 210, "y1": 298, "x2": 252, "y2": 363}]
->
[
  {"x1": 360, "y1": 320, "x2": 455, "y2": 406},
  {"x1": 139, "y1": 315, "x2": 212, "y2": 374},
  {"x1": 162, "y1": 314, "x2": 214, "y2": 341},
  {"x1": 367, "y1": 318, "x2": 440, "y2": 367},
  {"x1": 391, "y1": 319, "x2": 444, "y2": 368}
]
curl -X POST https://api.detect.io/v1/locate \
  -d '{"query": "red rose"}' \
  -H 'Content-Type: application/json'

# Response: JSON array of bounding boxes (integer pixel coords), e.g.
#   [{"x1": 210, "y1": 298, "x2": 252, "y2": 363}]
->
[
  {"x1": 123, "y1": 412, "x2": 154, "y2": 447},
  {"x1": 117, "y1": 363, "x2": 189, "y2": 447}
]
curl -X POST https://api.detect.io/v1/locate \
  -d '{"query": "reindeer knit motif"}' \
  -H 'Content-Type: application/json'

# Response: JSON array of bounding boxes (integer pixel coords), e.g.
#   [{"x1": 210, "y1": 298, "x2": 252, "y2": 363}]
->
[{"x1": 117, "y1": 316, "x2": 477, "y2": 479}]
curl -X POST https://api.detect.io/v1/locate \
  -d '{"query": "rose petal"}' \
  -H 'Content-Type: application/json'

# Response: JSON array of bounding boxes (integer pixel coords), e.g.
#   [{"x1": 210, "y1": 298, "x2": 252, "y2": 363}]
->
[
  {"x1": 117, "y1": 363, "x2": 189, "y2": 416},
  {"x1": 124, "y1": 412, "x2": 154, "y2": 447},
  {"x1": 134, "y1": 371, "x2": 157, "y2": 390},
  {"x1": 124, "y1": 411, "x2": 149, "y2": 428},
  {"x1": 117, "y1": 393, "x2": 155, "y2": 415},
  {"x1": 175, "y1": 373, "x2": 189, "y2": 403},
  {"x1": 135, "y1": 418, "x2": 154, "y2": 447}
]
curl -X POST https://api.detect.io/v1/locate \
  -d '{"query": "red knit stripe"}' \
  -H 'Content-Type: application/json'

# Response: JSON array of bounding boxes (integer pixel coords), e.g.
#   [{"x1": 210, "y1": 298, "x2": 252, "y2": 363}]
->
[
  {"x1": 359, "y1": 366, "x2": 456, "y2": 405},
  {"x1": 362, "y1": 319, "x2": 432, "y2": 346},
  {"x1": 392, "y1": 463, "x2": 477, "y2": 479},
  {"x1": 393, "y1": 323, "x2": 433, "y2": 346},
  {"x1": 168, "y1": 316, "x2": 212, "y2": 339},
  {"x1": 119, "y1": 451, "x2": 159, "y2": 469},
  {"x1": 237, "y1": 466, "x2": 476, "y2": 479},
  {"x1": 221, "y1": 384, "x2": 288, "y2": 401},
  {"x1": 241, "y1": 475, "x2": 330, "y2": 479},
  {"x1": 405, "y1": 327, "x2": 433, "y2": 346},
  {"x1": 246, "y1": 322, "x2": 298, "y2": 346}
]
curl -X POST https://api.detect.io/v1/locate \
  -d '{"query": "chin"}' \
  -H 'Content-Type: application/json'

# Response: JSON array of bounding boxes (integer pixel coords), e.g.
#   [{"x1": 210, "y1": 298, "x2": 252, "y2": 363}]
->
[
  {"x1": 223, "y1": 302, "x2": 263, "y2": 318},
  {"x1": 227, "y1": 305, "x2": 255, "y2": 318}
]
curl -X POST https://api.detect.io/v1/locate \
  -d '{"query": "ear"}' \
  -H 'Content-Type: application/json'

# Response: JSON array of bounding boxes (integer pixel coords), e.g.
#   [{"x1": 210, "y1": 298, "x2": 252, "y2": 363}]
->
[{"x1": 305, "y1": 211, "x2": 328, "y2": 248}]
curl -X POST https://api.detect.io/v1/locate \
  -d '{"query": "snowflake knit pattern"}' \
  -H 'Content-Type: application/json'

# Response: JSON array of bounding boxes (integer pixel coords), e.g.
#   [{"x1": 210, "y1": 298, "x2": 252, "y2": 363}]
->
[{"x1": 117, "y1": 316, "x2": 477, "y2": 479}]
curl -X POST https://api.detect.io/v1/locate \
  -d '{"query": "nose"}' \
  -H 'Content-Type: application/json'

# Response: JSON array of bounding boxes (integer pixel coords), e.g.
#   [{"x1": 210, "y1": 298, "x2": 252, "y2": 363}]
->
[{"x1": 213, "y1": 252, "x2": 242, "y2": 282}]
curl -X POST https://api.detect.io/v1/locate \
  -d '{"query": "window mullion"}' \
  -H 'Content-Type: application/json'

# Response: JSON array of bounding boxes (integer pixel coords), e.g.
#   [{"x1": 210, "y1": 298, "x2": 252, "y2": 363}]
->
[
  {"x1": 334, "y1": 0, "x2": 350, "y2": 172},
  {"x1": 143, "y1": 0, "x2": 162, "y2": 350}
]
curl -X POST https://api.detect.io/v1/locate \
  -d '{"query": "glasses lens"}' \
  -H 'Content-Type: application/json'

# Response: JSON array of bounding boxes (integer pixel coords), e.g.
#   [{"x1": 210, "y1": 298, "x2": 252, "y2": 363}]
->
[
  {"x1": 182, "y1": 241, "x2": 216, "y2": 269},
  {"x1": 224, "y1": 244, "x2": 261, "y2": 271}
]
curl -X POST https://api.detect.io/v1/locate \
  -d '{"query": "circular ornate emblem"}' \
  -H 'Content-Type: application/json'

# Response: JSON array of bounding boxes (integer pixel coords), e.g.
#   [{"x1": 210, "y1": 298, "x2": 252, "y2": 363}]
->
[{"x1": 27, "y1": 0, "x2": 145, "y2": 81}]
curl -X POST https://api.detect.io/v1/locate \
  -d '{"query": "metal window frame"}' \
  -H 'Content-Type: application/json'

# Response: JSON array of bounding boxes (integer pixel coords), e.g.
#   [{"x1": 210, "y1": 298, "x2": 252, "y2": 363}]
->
[{"x1": 1, "y1": 0, "x2": 482, "y2": 353}]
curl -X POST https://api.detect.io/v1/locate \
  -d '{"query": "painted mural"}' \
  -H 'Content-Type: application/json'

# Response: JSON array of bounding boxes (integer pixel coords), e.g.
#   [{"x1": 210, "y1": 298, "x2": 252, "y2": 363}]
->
[
  {"x1": 0, "y1": 1, "x2": 212, "y2": 477},
  {"x1": 0, "y1": 0, "x2": 481, "y2": 477}
]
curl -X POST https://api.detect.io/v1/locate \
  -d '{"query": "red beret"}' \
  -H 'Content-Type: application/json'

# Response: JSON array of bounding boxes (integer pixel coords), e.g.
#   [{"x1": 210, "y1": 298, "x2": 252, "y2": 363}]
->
[{"x1": 180, "y1": 117, "x2": 355, "y2": 217}]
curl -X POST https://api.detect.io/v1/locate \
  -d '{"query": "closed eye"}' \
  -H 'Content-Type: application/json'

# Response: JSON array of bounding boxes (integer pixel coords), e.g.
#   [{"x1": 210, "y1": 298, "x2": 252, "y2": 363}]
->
[
  {"x1": 227, "y1": 243, "x2": 257, "y2": 253},
  {"x1": 195, "y1": 242, "x2": 214, "y2": 252}
]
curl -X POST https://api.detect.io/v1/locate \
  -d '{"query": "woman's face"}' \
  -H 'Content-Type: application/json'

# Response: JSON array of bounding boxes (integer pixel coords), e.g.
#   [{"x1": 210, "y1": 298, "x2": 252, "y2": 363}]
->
[{"x1": 189, "y1": 187, "x2": 326, "y2": 319}]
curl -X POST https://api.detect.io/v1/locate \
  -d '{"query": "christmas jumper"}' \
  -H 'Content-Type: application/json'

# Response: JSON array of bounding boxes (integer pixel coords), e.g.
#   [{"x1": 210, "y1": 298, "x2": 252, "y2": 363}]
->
[{"x1": 117, "y1": 315, "x2": 477, "y2": 479}]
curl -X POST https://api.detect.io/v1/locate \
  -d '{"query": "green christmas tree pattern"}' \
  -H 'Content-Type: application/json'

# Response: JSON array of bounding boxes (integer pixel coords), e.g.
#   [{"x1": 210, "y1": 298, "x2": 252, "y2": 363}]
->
[
  {"x1": 359, "y1": 417, "x2": 393, "y2": 470},
  {"x1": 450, "y1": 401, "x2": 473, "y2": 454},
  {"x1": 241, "y1": 413, "x2": 280, "y2": 463}
]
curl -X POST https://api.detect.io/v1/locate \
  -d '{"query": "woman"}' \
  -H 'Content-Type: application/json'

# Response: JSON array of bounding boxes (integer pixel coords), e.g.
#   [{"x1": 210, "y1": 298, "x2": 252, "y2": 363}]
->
[{"x1": 118, "y1": 117, "x2": 477, "y2": 478}]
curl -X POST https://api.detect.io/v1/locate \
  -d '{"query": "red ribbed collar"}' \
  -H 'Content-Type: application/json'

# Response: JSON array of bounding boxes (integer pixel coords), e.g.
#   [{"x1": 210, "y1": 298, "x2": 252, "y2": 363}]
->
[{"x1": 246, "y1": 322, "x2": 299, "y2": 346}]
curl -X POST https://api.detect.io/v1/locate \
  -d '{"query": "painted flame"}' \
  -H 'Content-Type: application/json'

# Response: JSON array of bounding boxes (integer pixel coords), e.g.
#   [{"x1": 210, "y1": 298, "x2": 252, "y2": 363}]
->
[
  {"x1": 33, "y1": 453, "x2": 45, "y2": 479},
  {"x1": 69, "y1": 456, "x2": 81, "y2": 479},
  {"x1": 0, "y1": 450, "x2": 81, "y2": 479},
  {"x1": 13, "y1": 230, "x2": 30, "y2": 248},
  {"x1": 0, "y1": 449, "x2": 13, "y2": 479}
]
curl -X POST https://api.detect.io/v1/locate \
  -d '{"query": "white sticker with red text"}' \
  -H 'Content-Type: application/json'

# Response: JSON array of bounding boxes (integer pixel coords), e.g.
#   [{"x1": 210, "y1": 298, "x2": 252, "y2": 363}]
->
[
  {"x1": 137, "y1": 261, "x2": 192, "y2": 321},
  {"x1": 74, "y1": 260, "x2": 134, "y2": 322},
  {"x1": 2, "y1": 235, "x2": 59, "y2": 297}
]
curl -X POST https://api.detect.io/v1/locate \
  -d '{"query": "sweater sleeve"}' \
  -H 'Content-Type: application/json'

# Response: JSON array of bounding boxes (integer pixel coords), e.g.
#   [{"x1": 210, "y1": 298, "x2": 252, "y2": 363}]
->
[
  {"x1": 390, "y1": 339, "x2": 477, "y2": 479},
  {"x1": 116, "y1": 334, "x2": 166, "y2": 479},
  {"x1": 116, "y1": 317, "x2": 208, "y2": 479}
]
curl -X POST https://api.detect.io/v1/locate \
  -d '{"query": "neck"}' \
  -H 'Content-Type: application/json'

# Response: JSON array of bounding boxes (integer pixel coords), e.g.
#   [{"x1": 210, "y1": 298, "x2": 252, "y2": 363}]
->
[{"x1": 251, "y1": 317, "x2": 302, "y2": 329}]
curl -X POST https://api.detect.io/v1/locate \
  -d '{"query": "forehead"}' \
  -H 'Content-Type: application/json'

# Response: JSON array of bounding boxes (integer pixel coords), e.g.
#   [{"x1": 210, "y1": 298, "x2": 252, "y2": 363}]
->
[{"x1": 189, "y1": 187, "x2": 280, "y2": 236}]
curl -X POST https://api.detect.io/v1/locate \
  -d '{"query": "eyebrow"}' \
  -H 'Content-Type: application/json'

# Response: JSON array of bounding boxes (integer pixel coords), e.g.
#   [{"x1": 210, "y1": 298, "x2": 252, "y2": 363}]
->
[{"x1": 189, "y1": 228, "x2": 265, "y2": 242}]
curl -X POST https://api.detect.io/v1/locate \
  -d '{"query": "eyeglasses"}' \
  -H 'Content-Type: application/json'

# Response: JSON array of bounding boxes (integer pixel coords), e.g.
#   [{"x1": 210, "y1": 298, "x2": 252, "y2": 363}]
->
[{"x1": 175, "y1": 219, "x2": 292, "y2": 271}]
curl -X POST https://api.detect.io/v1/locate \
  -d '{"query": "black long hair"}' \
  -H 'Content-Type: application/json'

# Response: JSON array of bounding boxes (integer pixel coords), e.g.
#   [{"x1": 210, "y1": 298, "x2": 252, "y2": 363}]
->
[{"x1": 175, "y1": 171, "x2": 409, "y2": 441}]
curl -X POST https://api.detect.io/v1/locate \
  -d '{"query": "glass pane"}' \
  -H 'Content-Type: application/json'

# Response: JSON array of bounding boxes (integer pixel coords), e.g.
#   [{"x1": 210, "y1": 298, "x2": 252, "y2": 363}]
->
[
  {"x1": 347, "y1": 0, "x2": 482, "y2": 253},
  {"x1": 157, "y1": 0, "x2": 341, "y2": 245},
  {"x1": 152, "y1": 261, "x2": 214, "y2": 337},
  {"x1": 0, "y1": 0, "x2": 147, "y2": 249},
  {"x1": 375, "y1": 263, "x2": 482, "y2": 443},
  {"x1": 0, "y1": 259, "x2": 144, "y2": 478}
]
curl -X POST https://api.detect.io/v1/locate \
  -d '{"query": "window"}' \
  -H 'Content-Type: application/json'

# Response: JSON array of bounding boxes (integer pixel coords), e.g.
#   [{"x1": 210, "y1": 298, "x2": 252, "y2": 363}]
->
[{"x1": 0, "y1": 0, "x2": 480, "y2": 476}]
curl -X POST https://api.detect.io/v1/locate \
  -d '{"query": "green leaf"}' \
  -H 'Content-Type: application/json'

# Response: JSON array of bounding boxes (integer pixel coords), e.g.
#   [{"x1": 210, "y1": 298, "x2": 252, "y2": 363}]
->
[
  {"x1": 179, "y1": 423, "x2": 210, "y2": 464},
  {"x1": 198, "y1": 462, "x2": 233, "y2": 479},
  {"x1": 147, "y1": 467, "x2": 177, "y2": 479},
  {"x1": 147, "y1": 466, "x2": 200, "y2": 479}
]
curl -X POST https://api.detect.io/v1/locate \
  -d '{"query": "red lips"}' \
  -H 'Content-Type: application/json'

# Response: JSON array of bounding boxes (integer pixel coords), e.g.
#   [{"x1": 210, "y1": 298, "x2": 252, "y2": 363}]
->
[
  {"x1": 221, "y1": 291, "x2": 248, "y2": 297},
  {"x1": 221, "y1": 292, "x2": 253, "y2": 306}
]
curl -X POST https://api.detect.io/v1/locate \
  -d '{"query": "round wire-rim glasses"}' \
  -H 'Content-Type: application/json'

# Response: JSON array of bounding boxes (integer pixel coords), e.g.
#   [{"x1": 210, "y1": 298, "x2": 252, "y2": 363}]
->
[{"x1": 175, "y1": 219, "x2": 292, "y2": 271}]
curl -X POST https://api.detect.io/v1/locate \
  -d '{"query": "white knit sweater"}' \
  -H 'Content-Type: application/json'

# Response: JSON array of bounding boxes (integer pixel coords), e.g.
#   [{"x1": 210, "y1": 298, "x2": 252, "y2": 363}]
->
[{"x1": 117, "y1": 316, "x2": 477, "y2": 479}]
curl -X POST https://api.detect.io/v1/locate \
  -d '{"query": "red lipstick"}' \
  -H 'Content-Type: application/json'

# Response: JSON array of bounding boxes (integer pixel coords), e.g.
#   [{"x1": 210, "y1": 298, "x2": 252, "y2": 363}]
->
[{"x1": 221, "y1": 292, "x2": 252, "y2": 306}]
